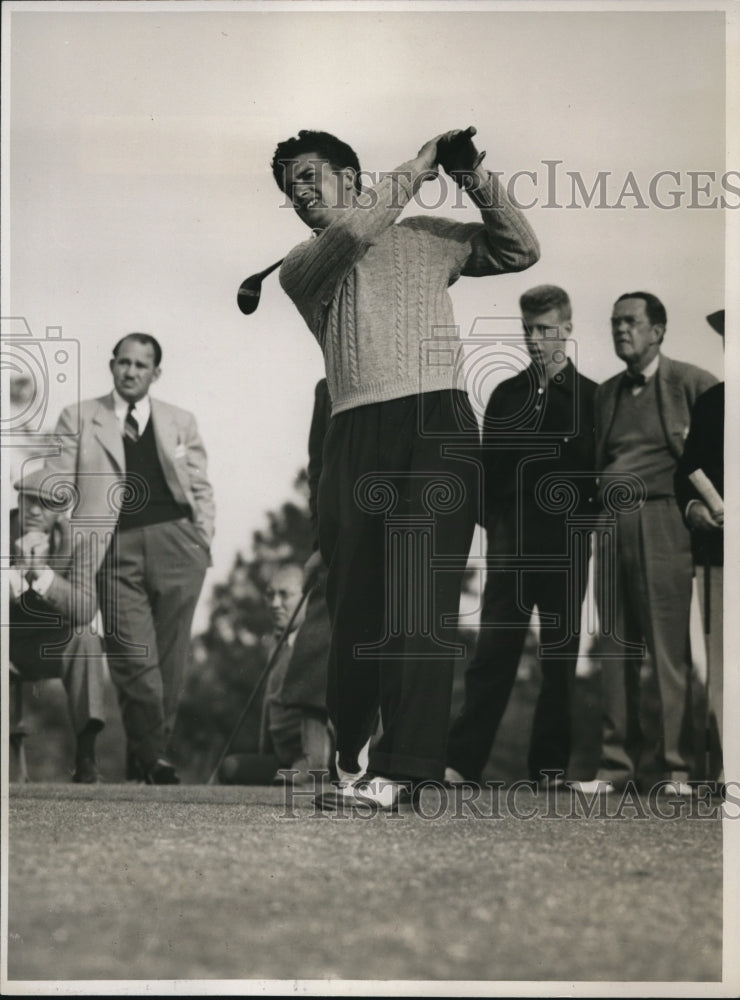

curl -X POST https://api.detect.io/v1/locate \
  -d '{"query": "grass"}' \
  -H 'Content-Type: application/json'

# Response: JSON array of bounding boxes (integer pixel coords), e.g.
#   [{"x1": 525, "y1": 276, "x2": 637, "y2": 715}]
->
[{"x1": 7, "y1": 782, "x2": 722, "y2": 986}]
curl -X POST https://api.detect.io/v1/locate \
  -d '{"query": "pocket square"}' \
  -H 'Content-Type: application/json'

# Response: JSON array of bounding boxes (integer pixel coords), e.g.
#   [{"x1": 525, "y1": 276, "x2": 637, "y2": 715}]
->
[{"x1": 174, "y1": 443, "x2": 187, "y2": 458}]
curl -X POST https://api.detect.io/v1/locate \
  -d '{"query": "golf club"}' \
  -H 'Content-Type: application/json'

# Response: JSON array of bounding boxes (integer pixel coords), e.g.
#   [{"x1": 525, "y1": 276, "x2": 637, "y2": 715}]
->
[
  {"x1": 237, "y1": 257, "x2": 285, "y2": 315},
  {"x1": 206, "y1": 583, "x2": 312, "y2": 784},
  {"x1": 236, "y1": 127, "x2": 482, "y2": 316}
]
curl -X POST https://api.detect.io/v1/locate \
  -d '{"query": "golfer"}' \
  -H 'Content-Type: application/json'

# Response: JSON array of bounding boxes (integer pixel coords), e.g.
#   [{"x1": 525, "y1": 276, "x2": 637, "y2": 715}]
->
[{"x1": 271, "y1": 128, "x2": 540, "y2": 810}]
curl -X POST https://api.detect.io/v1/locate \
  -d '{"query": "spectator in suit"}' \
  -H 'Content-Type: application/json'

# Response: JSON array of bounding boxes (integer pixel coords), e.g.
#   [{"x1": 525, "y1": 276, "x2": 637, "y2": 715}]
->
[
  {"x1": 446, "y1": 285, "x2": 596, "y2": 788},
  {"x1": 9, "y1": 467, "x2": 106, "y2": 783},
  {"x1": 675, "y1": 309, "x2": 724, "y2": 781},
  {"x1": 43, "y1": 333, "x2": 215, "y2": 784},
  {"x1": 572, "y1": 293, "x2": 717, "y2": 796},
  {"x1": 259, "y1": 564, "x2": 316, "y2": 772}
]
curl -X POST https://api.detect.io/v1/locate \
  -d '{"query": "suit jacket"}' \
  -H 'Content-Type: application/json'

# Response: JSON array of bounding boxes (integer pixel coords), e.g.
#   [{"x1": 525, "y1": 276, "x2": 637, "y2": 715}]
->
[
  {"x1": 9, "y1": 508, "x2": 98, "y2": 631},
  {"x1": 43, "y1": 393, "x2": 215, "y2": 561},
  {"x1": 674, "y1": 382, "x2": 724, "y2": 566},
  {"x1": 258, "y1": 634, "x2": 295, "y2": 752},
  {"x1": 595, "y1": 354, "x2": 718, "y2": 476}
]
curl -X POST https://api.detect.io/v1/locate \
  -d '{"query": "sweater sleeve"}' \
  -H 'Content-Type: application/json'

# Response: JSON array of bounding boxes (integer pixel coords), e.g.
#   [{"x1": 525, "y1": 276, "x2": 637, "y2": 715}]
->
[
  {"x1": 461, "y1": 171, "x2": 541, "y2": 276},
  {"x1": 278, "y1": 161, "x2": 426, "y2": 328},
  {"x1": 400, "y1": 172, "x2": 540, "y2": 281}
]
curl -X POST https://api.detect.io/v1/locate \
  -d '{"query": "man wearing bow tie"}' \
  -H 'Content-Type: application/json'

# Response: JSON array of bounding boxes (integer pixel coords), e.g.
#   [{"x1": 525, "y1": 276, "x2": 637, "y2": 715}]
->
[
  {"x1": 574, "y1": 293, "x2": 716, "y2": 796},
  {"x1": 44, "y1": 334, "x2": 215, "y2": 783}
]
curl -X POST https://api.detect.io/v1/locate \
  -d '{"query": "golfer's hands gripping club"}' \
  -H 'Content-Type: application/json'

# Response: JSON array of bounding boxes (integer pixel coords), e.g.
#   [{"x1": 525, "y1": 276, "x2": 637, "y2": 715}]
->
[{"x1": 436, "y1": 126, "x2": 487, "y2": 190}]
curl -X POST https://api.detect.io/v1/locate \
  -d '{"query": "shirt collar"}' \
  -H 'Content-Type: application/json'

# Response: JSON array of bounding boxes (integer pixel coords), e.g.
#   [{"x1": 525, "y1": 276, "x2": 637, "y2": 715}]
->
[
  {"x1": 638, "y1": 354, "x2": 660, "y2": 381},
  {"x1": 112, "y1": 389, "x2": 151, "y2": 423}
]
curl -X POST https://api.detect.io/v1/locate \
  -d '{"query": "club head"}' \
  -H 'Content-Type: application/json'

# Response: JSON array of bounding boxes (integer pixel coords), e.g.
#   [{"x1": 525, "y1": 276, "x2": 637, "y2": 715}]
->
[
  {"x1": 237, "y1": 277, "x2": 262, "y2": 315},
  {"x1": 237, "y1": 258, "x2": 285, "y2": 316}
]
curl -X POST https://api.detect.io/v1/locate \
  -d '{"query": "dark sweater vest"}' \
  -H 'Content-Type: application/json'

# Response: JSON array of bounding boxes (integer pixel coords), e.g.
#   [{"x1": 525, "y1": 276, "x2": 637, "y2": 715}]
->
[
  {"x1": 603, "y1": 378, "x2": 676, "y2": 499},
  {"x1": 118, "y1": 416, "x2": 190, "y2": 531}
]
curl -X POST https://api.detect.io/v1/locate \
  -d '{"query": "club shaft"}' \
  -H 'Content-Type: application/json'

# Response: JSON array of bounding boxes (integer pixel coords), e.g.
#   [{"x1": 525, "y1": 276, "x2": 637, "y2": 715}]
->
[{"x1": 253, "y1": 257, "x2": 284, "y2": 282}]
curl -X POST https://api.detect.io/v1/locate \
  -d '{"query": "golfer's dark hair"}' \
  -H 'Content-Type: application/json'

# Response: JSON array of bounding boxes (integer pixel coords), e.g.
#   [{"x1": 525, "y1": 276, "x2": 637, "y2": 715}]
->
[
  {"x1": 520, "y1": 285, "x2": 572, "y2": 322},
  {"x1": 112, "y1": 333, "x2": 163, "y2": 367},
  {"x1": 271, "y1": 130, "x2": 362, "y2": 194},
  {"x1": 615, "y1": 291, "x2": 667, "y2": 328}
]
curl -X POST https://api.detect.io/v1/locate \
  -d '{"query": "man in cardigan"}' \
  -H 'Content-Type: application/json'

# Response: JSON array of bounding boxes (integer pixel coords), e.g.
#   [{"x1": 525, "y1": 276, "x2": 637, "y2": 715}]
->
[
  {"x1": 43, "y1": 334, "x2": 215, "y2": 784},
  {"x1": 446, "y1": 285, "x2": 596, "y2": 789},
  {"x1": 9, "y1": 467, "x2": 106, "y2": 782},
  {"x1": 572, "y1": 293, "x2": 717, "y2": 796},
  {"x1": 271, "y1": 128, "x2": 540, "y2": 809}
]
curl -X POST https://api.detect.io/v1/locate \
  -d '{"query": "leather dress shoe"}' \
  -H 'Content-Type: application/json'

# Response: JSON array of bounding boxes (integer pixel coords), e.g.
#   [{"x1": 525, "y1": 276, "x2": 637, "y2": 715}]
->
[
  {"x1": 568, "y1": 779, "x2": 617, "y2": 794},
  {"x1": 72, "y1": 758, "x2": 100, "y2": 784},
  {"x1": 659, "y1": 779, "x2": 693, "y2": 796},
  {"x1": 145, "y1": 759, "x2": 180, "y2": 785}
]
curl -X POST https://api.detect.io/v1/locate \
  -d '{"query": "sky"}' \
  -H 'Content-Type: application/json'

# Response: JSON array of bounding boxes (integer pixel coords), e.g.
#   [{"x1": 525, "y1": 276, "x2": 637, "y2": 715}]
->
[{"x1": 3, "y1": 1, "x2": 734, "y2": 631}]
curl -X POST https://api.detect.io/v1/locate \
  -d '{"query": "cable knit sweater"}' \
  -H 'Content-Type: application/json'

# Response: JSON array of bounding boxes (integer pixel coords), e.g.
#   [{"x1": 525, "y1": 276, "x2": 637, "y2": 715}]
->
[{"x1": 279, "y1": 162, "x2": 540, "y2": 414}]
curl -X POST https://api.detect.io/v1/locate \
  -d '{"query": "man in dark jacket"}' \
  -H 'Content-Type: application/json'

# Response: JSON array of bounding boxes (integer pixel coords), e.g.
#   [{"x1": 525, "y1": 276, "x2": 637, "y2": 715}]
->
[
  {"x1": 674, "y1": 309, "x2": 724, "y2": 780},
  {"x1": 447, "y1": 285, "x2": 596, "y2": 787}
]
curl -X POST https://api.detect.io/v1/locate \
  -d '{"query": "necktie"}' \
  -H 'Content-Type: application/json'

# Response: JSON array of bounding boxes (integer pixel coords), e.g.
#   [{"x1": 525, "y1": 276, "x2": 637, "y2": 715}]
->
[
  {"x1": 25, "y1": 568, "x2": 39, "y2": 586},
  {"x1": 124, "y1": 403, "x2": 140, "y2": 443}
]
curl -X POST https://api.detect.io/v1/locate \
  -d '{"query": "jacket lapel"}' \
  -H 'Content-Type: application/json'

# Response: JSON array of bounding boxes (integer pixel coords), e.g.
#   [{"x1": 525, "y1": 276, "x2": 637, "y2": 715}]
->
[
  {"x1": 92, "y1": 395, "x2": 125, "y2": 471},
  {"x1": 656, "y1": 355, "x2": 687, "y2": 458},
  {"x1": 657, "y1": 355, "x2": 683, "y2": 408},
  {"x1": 151, "y1": 400, "x2": 189, "y2": 504}
]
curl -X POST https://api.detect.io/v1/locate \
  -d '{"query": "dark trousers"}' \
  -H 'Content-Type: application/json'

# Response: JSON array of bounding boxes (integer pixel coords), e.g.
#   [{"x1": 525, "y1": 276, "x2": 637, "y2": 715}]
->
[
  {"x1": 10, "y1": 627, "x2": 106, "y2": 736},
  {"x1": 595, "y1": 501, "x2": 694, "y2": 784},
  {"x1": 318, "y1": 390, "x2": 478, "y2": 782},
  {"x1": 98, "y1": 518, "x2": 208, "y2": 769},
  {"x1": 448, "y1": 512, "x2": 589, "y2": 782}
]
